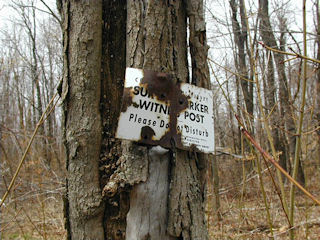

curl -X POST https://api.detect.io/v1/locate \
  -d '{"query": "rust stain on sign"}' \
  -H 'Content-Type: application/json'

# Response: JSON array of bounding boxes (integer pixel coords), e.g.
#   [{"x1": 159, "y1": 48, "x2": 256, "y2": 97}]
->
[{"x1": 116, "y1": 68, "x2": 214, "y2": 153}]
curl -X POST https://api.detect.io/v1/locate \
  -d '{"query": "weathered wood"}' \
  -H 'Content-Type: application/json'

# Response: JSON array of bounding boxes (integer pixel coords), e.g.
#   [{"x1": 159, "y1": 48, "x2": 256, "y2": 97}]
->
[
  {"x1": 125, "y1": 2, "x2": 177, "y2": 239},
  {"x1": 126, "y1": 146, "x2": 174, "y2": 240}
]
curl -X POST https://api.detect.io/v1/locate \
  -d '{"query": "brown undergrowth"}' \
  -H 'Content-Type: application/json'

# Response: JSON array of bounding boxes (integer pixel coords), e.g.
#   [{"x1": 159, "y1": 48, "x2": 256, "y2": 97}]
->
[
  {"x1": 208, "y1": 152, "x2": 320, "y2": 240},
  {"x1": 2, "y1": 133, "x2": 319, "y2": 239},
  {"x1": 1, "y1": 130, "x2": 66, "y2": 240}
]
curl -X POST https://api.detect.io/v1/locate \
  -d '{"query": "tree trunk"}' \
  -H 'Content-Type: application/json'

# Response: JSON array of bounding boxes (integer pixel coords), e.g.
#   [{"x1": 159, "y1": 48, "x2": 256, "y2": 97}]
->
[
  {"x1": 259, "y1": 0, "x2": 287, "y2": 172},
  {"x1": 258, "y1": 0, "x2": 304, "y2": 183},
  {"x1": 125, "y1": 1, "x2": 209, "y2": 239},
  {"x1": 316, "y1": 0, "x2": 320, "y2": 168},
  {"x1": 229, "y1": 0, "x2": 254, "y2": 118},
  {"x1": 61, "y1": 1, "x2": 210, "y2": 239},
  {"x1": 60, "y1": 1, "x2": 105, "y2": 239}
]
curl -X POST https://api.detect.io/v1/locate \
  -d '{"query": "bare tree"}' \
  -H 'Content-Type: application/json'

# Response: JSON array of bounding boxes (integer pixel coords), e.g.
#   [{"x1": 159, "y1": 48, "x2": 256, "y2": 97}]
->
[
  {"x1": 229, "y1": 0, "x2": 254, "y2": 120},
  {"x1": 316, "y1": 0, "x2": 320, "y2": 167},
  {"x1": 258, "y1": 0, "x2": 288, "y2": 173},
  {"x1": 258, "y1": 0, "x2": 305, "y2": 184}
]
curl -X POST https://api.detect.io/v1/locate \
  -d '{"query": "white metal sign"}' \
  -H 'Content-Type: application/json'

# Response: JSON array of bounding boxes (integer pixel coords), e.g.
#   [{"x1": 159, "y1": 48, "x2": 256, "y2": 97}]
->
[{"x1": 116, "y1": 68, "x2": 214, "y2": 153}]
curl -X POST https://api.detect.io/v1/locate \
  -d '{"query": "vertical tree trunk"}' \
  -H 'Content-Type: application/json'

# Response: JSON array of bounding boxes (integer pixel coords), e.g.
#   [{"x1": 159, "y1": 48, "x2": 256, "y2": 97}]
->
[
  {"x1": 316, "y1": 0, "x2": 320, "y2": 167},
  {"x1": 258, "y1": 0, "x2": 304, "y2": 183},
  {"x1": 125, "y1": 1, "x2": 208, "y2": 239},
  {"x1": 229, "y1": 0, "x2": 254, "y2": 176},
  {"x1": 168, "y1": 1, "x2": 211, "y2": 238},
  {"x1": 13, "y1": 69, "x2": 25, "y2": 131},
  {"x1": 229, "y1": 0, "x2": 254, "y2": 118},
  {"x1": 259, "y1": 0, "x2": 287, "y2": 172},
  {"x1": 61, "y1": 1, "x2": 105, "y2": 239},
  {"x1": 23, "y1": 1, "x2": 48, "y2": 166}
]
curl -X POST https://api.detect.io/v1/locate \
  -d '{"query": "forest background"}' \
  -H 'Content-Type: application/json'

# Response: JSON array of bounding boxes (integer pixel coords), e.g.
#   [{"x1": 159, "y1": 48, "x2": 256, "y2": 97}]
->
[{"x1": 1, "y1": 0, "x2": 320, "y2": 239}]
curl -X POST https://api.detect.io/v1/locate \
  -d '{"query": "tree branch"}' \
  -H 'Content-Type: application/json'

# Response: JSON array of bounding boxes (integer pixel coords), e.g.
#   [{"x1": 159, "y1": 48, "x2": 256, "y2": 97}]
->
[{"x1": 235, "y1": 115, "x2": 320, "y2": 207}]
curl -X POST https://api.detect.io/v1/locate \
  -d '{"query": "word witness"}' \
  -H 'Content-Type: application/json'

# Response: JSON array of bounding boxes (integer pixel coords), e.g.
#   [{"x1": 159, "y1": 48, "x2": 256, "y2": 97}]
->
[{"x1": 133, "y1": 85, "x2": 209, "y2": 123}]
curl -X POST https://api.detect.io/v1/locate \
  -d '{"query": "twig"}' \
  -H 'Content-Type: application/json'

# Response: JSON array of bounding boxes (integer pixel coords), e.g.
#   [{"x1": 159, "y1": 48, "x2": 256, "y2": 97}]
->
[
  {"x1": 254, "y1": 33, "x2": 289, "y2": 219},
  {"x1": 0, "y1": 92, "x2": 59, "y2": 208},
  {"x1": 289, "y1": 2, "x2": 309, "y2": 239},
  {"x1": 208, "y1": 57, "x2": 255, "y2": 83},
  {"x1": 258, "y1": 41, "x2": 320, "y2": 65},
  {"x1": 235, "y1": 115, "x2": 320, "y2": 206},
  {"x1": 260, "y1": 153, "x2": 291, "y2": 226},
  {"x1": 39, "y1": 0, "x2": 62, "y2": 27}
]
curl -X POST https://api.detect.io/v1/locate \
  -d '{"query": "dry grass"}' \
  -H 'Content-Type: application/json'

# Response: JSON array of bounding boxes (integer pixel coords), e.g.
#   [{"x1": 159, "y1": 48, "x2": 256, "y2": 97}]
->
[
  {"x1": 1, "y1": 130, "x2": 66, "y2": 240},
  {"x1": 208, "y1": 154, "x2": 320, "y2": 240},
  {"x1": 1, "y1": 131, "x2": 319, "y2": 239},
  {"x1": 1, "y1": 195, "x2": 66, "y2": 240}
]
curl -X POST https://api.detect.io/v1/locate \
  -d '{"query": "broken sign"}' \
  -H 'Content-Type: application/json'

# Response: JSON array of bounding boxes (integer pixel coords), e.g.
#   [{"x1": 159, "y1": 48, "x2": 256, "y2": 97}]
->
[{"x1": 115, "y1": 67, "x2": 214, "y2": 153}]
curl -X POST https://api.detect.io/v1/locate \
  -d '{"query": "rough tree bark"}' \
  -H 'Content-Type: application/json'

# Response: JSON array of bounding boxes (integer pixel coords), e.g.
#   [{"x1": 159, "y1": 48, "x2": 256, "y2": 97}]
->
[
  {"x1": 60, "y1": 1, "x2": 105, "y2": 239},
  {"x1": 60, "y1": 1, "x2": 211, "y2": 239},
  {"x1": 316, "y1": 0, "x2": 320, "y2": 167}
]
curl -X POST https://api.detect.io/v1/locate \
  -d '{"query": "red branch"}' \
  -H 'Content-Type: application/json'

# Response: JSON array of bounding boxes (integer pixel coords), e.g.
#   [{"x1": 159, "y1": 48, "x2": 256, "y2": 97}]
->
[{"x1": 235, "y1": 115, "x2": 320, "y2": 206}]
